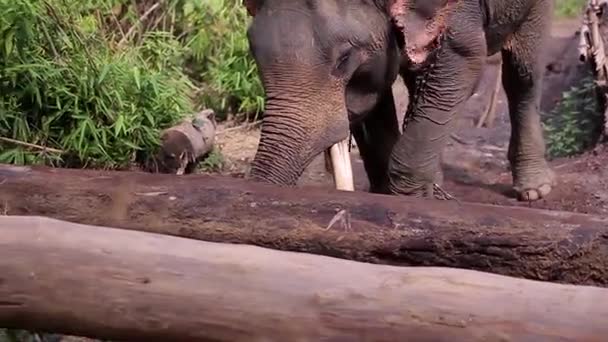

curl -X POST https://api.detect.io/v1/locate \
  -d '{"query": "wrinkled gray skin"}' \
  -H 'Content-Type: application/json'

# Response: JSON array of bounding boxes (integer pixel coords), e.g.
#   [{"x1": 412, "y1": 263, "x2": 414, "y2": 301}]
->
[{"x1": 245, "y1": 0, "x2": 556, "y2": 201}]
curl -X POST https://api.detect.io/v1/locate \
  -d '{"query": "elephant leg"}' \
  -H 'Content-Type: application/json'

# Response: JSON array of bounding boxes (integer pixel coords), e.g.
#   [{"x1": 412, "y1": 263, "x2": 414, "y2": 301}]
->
[
  {"x1": 388, "y1": 44, "x2": 485, "y2": 197},
  {"x1": 351, "y1": 89, "x2": 401, "y2": 194},
  {"x1": 501, "y1": 6, "x2": 556, "y2": 201}
]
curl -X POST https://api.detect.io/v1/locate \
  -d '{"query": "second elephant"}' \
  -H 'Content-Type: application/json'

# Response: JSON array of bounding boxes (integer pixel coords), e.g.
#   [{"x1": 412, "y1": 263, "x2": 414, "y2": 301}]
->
[{"x1": 243, "y1": 0, "x2": 556, "y2": 201}]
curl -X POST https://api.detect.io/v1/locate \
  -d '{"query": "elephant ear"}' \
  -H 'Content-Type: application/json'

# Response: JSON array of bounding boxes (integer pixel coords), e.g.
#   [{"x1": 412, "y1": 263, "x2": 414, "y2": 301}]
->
[
  {"x1": 243, "y1": 0, "x2": 259, "y2": 16},
  {"x1": 389, "y1": 0, "x2": 458, "y2": 65}
]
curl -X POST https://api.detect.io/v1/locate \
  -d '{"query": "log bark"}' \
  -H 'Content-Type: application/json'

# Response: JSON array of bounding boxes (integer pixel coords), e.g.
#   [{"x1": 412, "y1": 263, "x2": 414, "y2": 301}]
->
[
  {"x1": 1, "y1": 215, "x2": 608, "y2": 342},
  {"x1": 1, "y1": 163, "x2": 608, "y2": 287},
  {"x1": 145, "y1": 109, "x2": 217, "y2": 174}
]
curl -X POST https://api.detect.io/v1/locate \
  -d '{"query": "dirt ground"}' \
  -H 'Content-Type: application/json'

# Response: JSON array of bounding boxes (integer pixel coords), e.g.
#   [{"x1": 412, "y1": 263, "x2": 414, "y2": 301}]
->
[{"x1": 212, "y1": 18, "x2": 608, "y2": 216}]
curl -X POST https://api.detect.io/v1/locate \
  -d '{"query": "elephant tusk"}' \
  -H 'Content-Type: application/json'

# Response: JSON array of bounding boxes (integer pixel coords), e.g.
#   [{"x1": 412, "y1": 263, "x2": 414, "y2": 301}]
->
[{"x1": 327, "y1": 139, "x2": 355, "y2": 191}]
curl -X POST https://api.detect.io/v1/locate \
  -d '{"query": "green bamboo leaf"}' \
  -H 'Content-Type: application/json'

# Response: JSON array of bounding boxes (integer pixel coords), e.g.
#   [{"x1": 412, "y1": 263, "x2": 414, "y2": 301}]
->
[
  {"x1": 97, "y1": 64, "x2": 110, "y2": 86},
  {"x1": 114, "y1": 114, "x2": 124, "y2": 136},
  {"x1": 77, "y1": 120, "x2": 88, "y2": 152},
  {"x1": 133, "y1": 67, "x2": 141, "y2": 90},
  {"x1": 100, "y1": 129, "x2": 108, "y2": 146},
  {"x1": 122, "y1": 140, "x2": 141, "y2": 150},
  {"x1": 4, "y1": 31, "x2": 14, "y2": 57}
]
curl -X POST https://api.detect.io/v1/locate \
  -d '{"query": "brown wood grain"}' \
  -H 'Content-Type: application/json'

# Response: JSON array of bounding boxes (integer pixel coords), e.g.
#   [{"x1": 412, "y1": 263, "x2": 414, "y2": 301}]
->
[
  {"x1": 1, "y1": 163, "x2": 608, "y2": 286},
  {"x1": 1, "y1": 215, "x2": 608, "y2": 342}
]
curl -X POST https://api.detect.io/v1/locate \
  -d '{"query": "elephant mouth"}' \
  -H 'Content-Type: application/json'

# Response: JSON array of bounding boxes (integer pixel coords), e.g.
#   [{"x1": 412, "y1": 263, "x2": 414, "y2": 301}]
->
[
  {"x1": 250, "y1": 88, "x2": 355, "y2": 192},
  {"x1": 325, "y1": 138, "x2": 355, "y2": 192}
]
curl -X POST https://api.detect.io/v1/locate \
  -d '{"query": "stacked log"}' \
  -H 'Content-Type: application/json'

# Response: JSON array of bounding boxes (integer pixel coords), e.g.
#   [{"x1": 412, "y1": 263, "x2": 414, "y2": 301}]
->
[
  {"x1": 1, "y1": 216, "x2": 607, "y2": 342},
  {"x1": 1, "y1": 164, "x2": 608, "y2": 286}
]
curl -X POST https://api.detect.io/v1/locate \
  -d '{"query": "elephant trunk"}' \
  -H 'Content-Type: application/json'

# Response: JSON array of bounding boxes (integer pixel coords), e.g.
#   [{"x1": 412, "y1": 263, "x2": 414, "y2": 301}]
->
[
  {"x1": 249, "y1": 73, "x2": 352, "y2": 188},
  {"x1": 249, "y1": 104, "x2": 311, "y2": 186}
]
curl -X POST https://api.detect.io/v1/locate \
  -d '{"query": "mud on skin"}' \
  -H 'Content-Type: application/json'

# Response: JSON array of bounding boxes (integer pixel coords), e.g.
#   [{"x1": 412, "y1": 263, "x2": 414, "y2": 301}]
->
[{"x1": 242, "y1": 0, "x2": 556, "y2": 202}]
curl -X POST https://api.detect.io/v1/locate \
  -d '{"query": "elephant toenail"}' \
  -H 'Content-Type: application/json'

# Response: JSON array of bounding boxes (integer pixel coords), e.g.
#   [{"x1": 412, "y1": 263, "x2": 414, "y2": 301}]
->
[
  {"x1": 522, "y1": 190, "x2": 539, "y2": 202},
  {"x1": 538, "y1": 184, "x2": 552, "y2": 196}
]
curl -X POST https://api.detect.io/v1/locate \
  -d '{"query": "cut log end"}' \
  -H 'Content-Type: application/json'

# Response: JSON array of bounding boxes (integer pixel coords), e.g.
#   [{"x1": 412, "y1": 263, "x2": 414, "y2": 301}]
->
[{"x1": 145, "y1": 109, "x2": 217, "y2": 175}]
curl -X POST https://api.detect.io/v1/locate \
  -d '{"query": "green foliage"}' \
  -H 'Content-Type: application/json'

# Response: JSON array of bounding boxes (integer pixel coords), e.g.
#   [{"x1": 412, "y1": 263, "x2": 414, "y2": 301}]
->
[
  {"x1": 543, "y1": 76, "x2": 603, "y2": 158},
  {"x1": 0, "y1": 0, "x2": 264, "y2": 170},
  {"x1": 0, "y1": 329, "x2": 19, "y2": 342},
  {"x1": 198, "y1": 148, "x2": 225, "y2": 172},
  {"x1": 0, "y1": 0, "x2": 194, "y2": 169},
  {"x1": 183, "y1": 0, "x2": 264, "y2": 119},
  {"x1": 0, "y1": 329, "x2": 56, "y2": 342},
  {"x1": 555, "y1": 0, "x2": 587, "y2": 18},
  {"x1": 0, "y1": 329, "x2": 11, "y2": 342}
]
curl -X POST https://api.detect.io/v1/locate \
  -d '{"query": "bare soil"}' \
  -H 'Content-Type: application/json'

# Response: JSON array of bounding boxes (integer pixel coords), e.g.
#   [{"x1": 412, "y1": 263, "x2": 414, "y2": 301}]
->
[{"x1": 212, "y1": 18, "x2": 608, "y2": 215}]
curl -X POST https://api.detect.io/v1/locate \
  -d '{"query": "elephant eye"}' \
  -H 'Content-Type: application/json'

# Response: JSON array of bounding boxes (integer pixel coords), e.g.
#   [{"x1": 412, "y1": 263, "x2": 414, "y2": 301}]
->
[
  {"x1": 332, "y1": 43, "x2": 361, "y2": 78},
  {"x1": 334, "y1": 48, "x2": 353, "y2": 73},
  {"x1": 336, "y1": 52, "x2": 350, "y2": 68}
]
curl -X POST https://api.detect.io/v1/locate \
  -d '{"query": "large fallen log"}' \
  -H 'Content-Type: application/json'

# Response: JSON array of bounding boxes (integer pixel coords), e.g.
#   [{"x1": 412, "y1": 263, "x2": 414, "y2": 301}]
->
[
  {"x1": 1, "y1": 163, "x2": 608, "y2": 286},
  {"x1": 1, "y1": 215, "x2": 608, "y2": 342}
]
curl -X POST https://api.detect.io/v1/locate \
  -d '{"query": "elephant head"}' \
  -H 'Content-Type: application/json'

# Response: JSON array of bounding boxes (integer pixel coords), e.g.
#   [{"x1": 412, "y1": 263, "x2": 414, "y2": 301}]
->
[{"x1": 244, "y1": 0, "x2": 456, "y2": 190}]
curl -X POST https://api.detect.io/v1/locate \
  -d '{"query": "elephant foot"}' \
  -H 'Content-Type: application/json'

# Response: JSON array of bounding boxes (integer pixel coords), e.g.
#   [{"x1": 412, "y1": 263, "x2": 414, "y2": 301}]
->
[
  {"x1": 512, "y1": 163, "x2": 556, "y2": 201},
  {"x1": 388, "y1": 165, "x2": 458, "y2": 201},
  {"x1": 390, "y1": 179, "x2": 458, "y2": 201}
]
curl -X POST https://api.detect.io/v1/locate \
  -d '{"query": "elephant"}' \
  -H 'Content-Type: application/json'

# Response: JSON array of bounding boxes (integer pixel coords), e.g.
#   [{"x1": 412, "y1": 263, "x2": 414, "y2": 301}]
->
[{"x1": 243, "y1": 0, "x2": 556, "y2": 201}]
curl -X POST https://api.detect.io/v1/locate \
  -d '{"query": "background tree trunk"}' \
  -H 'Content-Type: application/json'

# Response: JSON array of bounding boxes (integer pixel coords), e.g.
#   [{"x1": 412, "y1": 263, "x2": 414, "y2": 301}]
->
[{"x1": 1, "y1": 164, "x2": 608, "y2": 286}]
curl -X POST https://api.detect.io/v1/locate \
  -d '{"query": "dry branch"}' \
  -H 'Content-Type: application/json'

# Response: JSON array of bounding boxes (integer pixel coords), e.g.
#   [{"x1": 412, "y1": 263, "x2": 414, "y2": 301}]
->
[
  {"x1": 580, "y1": 0, "x2": 608, "y2": 138},
  {"x1": 0, "y1": 137, "x2": 64, "y2": 154},
  {"x1": 1, "y1": 215, "x2": 608, "y2": 342},
  {"x1": 1, "y1": 164, "x2": 608, "y2": 286},
  {"x1": 476, "y1": 56, "x2": 502, "y2": 128}
]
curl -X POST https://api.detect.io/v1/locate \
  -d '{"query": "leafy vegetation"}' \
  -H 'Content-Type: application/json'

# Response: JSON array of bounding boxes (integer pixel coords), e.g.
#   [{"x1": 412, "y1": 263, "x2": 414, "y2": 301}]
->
[
  {"x1": 555, "y1": 0, "x2": 587, "y2": 18},
  {"x1": 0, "y1": 0, "x2": 262, "y2": 169},
  {"x1": 0, "y1": 0, "x2": 594, "y2": 170},
  {"x1": 186, "y1": 0, "x2": 263, "y2": 119},
  {"x1": 545, "y1": 0, "x2": 607, "y2": 158},
  {"x1": 0, "y1": 329, "x2": 61, "y2": 342},
  {"x1": 198, "y1": 147, "x2": 225, "y2": 172},
  {"x1": 543, "y1": 76, "x2": 603, "y2": 158}
]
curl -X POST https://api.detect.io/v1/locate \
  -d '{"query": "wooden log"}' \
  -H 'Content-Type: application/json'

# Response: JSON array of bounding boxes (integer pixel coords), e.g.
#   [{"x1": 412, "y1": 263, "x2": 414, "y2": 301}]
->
[
  {"x1": 1, "y1": 215, "x2": 608, "y2": 342},
  {"x1": 1, "y1": 163, "x2": 608, "y2": 287},
  {"x1": 144, "y1": 109, "x2": 217, "y2": 175}
]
